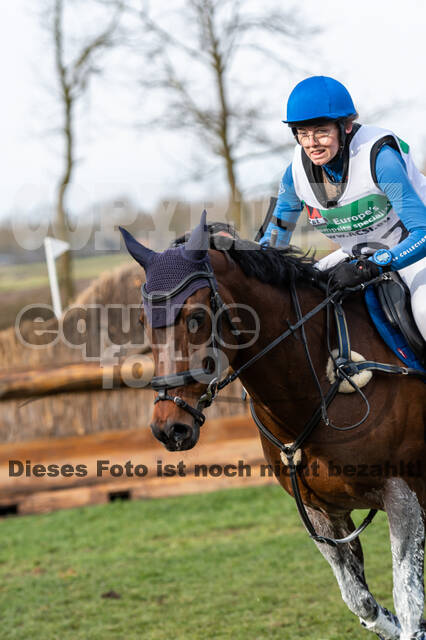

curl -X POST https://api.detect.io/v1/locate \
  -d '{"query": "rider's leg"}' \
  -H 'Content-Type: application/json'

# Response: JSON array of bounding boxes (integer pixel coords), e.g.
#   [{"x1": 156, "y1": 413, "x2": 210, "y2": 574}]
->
[
  {"x1": 383, "y1": 477, "x2": 425, "y2": 640},
  {"x1": 399, "y1": 256, "x2": 426, "y2": 342},
  {"x1": 305, "y1": 507, "x2": 401, "y2": 639}
]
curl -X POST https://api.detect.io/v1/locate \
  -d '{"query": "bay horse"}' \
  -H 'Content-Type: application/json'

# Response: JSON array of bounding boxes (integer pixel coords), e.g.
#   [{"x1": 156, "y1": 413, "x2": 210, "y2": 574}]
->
[{"x1": 121, "y1": 213, "x2": 426, "y2": 640}]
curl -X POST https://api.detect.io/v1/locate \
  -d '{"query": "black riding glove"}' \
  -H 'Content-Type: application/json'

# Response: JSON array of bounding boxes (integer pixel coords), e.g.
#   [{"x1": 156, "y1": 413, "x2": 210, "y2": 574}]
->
[{"x1": 329, "y1": 258, "x2": 383, "y2": 291}]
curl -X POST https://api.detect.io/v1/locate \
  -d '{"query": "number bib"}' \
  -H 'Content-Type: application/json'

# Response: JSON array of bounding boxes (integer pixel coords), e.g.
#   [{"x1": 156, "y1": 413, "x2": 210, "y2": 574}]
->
[{"x1": 304, "y1": 194, "x2": 406, "y2": 257}]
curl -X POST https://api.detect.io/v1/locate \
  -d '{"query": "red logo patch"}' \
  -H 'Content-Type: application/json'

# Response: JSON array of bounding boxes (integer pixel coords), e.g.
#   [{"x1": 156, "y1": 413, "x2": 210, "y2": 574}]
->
[{"x1": 306, "y1": 205, "x2": 327, "y2": 226}]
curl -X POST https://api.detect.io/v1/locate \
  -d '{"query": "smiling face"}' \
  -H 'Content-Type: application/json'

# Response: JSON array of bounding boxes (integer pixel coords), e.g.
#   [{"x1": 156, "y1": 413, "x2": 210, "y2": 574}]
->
[{"x1": 296, "y1": 121, "x2": 353, "y2": 165}]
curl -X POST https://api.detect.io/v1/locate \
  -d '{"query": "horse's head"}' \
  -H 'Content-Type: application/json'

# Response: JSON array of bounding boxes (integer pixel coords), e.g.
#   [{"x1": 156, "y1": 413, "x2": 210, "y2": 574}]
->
[{"x1": 120, "y1": 212, "x2": 240, "y2": 451}]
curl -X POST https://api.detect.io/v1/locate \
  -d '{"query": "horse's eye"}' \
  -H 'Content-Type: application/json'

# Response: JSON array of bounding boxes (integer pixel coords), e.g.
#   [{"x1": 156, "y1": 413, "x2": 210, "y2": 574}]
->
[{"x1": 187, "y1": 312, "x2": 205, "y2": 333}]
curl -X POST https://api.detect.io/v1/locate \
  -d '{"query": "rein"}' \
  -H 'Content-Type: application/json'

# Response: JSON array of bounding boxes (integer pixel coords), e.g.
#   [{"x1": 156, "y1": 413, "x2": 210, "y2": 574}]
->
[{"x1": 248, "y1": 278, "x2": 378, "y2": 547}]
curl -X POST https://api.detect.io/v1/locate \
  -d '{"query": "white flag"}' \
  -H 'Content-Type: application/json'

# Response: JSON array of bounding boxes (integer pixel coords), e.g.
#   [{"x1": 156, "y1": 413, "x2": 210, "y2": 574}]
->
[
  {"x1": 43, "y1": 236, "x2": 70, "y2": 318},
  {"x1": 44, "y1": 236, "x2": 70, "y2": 259}
]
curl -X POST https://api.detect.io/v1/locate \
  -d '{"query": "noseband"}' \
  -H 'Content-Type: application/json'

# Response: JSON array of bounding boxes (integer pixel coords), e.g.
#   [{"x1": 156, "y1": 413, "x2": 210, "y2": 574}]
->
[{"x1": 144, "y1": 265, "x2": 241, "y2": 426}]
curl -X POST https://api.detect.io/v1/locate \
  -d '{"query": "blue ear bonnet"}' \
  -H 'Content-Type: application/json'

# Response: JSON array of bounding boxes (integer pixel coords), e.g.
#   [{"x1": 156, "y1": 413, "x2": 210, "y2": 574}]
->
[
  {"x1": 142, "y1": 246, "x2": 212, "y2": 327},
  {"x1": 120, "y1": 211, "x2": 215, "y2": 328}
]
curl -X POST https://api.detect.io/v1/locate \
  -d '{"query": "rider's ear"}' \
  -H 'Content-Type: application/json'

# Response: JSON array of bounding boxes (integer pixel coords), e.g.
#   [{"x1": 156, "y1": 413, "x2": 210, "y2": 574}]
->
[{"x1": 119, "y1": 227, "x2": 156, "y2": 269}]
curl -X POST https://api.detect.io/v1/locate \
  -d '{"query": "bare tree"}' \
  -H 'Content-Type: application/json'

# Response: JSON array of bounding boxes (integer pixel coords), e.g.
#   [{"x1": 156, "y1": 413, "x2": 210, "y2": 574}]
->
[
  {"x1": 126, "y1": 0, "x2": 313, "y2": 231},
  {"x1": 44, "y1": 0, "x2": 123, "y2": 305}
]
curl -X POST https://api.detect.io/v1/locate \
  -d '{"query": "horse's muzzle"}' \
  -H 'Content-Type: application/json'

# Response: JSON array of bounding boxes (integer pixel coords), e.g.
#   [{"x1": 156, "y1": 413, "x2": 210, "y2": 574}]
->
[{"x1": 151, "y1": 421, "x2": 200, "y2": 451}]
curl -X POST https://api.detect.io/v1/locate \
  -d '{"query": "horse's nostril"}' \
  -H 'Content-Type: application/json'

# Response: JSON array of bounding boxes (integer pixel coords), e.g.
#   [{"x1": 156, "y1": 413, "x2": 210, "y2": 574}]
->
[
  {"x1": 151, "y1": 424, "x2": 168, "y2": 444},
  {"x1": 169, "y1": 423, "x2": 191, "y2": 442}
]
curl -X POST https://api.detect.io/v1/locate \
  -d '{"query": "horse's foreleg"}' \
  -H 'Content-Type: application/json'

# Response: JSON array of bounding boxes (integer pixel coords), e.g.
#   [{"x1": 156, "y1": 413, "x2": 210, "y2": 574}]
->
[
  {"x1": 306, "y1": 506, "x2": 401, "y2": 639},
  {"x1": 384, "y1": 477, "x2": 425, "y2": 640}
]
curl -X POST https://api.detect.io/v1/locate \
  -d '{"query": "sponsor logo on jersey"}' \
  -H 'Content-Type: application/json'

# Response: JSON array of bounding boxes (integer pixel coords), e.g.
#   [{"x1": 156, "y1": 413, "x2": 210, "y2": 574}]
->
[{"x1": 306, "y1": 205, "x2": 327, "y2": 226}]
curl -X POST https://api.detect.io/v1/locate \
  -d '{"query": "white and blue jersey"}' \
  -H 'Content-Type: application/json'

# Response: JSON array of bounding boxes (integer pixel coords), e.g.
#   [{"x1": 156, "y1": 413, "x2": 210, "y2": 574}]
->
[{"x1": 261, "y1": 125, "x2": 426, "y2": 271}]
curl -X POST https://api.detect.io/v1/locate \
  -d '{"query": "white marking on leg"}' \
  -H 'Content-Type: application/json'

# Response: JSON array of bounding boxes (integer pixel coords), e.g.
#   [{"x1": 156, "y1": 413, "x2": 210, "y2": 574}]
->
[
  {"x1": 361, "y1": 608, "x2": 401, "y2": 639},
  {"x1": 384, "y1": 478, "x2": 425, "y2": 640},
  {"x1": 306, "y1": 507, "x2": 401, "y2": 639}
]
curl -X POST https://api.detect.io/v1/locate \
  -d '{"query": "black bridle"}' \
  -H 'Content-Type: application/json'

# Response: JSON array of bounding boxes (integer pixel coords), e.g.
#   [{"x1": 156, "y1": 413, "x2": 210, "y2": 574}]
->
[
  {"x1": 146, "y1": 263, "x2": 422, "y2": 546},
  {"x1": 146, "y1": 262, "x2": 335, "y2": 427},
  {"x1": 145, "y1": 264, "x2": 241, "y2": 426}
]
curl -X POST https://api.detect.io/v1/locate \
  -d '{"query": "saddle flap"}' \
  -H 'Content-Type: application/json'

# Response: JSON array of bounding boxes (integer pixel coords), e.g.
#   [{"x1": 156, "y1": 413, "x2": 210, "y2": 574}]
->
[
  {"x1": 376, "y1": 284, "x2": 399, "y2": 329},
  {"x1": 375, "y1": 273, "x2": 425, "y2": 363}
]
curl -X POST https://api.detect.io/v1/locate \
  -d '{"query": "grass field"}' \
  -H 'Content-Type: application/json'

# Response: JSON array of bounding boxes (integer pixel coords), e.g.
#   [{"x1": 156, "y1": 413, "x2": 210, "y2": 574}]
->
[
  {"x1": 0, "y1": 253, "x2": 133, "y2": 330},
  {"x1": 0, "y1": 253, "x2": 131, "y2": 293},
  {"x1": 0, "y1": 485, "x2": 395, "y2": 640}
]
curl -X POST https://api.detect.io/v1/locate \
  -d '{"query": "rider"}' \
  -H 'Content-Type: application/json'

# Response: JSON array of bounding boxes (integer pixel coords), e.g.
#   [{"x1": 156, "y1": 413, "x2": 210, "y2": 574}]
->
[{"x1": 260, "y1": 75, "x2": 426, "y2": 341}]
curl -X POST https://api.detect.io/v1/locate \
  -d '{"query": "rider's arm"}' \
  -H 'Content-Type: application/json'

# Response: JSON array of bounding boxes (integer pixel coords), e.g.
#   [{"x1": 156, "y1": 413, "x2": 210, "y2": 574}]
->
[
  {"x1": 372, "y1": 145, "x2": 426, "y2": 270},
  {"x1": 260, "y1": 164, "x2": 303, "y2": 246}
]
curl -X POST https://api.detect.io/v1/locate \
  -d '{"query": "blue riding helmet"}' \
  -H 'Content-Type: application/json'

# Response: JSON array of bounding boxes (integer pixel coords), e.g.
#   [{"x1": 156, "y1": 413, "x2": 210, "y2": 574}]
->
[{"x1": 283, "y1": 75, "x2": 357, "y2": 125}]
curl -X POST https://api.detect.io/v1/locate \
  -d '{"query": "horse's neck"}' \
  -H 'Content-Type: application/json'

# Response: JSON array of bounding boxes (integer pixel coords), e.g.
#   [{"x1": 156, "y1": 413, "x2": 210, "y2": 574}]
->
[{"x1": 226, "y1": 274, "x2": 326, "y2": 429}]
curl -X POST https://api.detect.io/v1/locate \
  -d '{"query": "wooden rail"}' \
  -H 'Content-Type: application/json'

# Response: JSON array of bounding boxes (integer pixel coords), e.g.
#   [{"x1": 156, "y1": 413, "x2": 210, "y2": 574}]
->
[
  {"x1": 0, "y1": 415, "x2": 271, "y2": 515},
  {"x1": 0, "y1": 357, "x2": 154, "y2": 400}
]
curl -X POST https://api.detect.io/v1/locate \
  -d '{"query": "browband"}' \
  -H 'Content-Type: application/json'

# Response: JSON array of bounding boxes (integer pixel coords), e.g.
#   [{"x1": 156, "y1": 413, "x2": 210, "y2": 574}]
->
[{"x1": 142, "y1": 270, "x2": 215, "y2": 303}]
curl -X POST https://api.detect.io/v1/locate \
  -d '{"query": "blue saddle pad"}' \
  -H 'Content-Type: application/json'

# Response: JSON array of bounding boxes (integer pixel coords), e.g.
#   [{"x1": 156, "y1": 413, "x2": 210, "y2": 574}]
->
[{"x1": 364, "y1": 287, "x2": 426, "y2": 372}]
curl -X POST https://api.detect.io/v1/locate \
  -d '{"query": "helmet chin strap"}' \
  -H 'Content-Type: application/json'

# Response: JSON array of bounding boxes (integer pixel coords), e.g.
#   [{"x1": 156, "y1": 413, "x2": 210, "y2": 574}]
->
[{"x1": 337, "y1": 118, "x2": 348, "y2": 153}]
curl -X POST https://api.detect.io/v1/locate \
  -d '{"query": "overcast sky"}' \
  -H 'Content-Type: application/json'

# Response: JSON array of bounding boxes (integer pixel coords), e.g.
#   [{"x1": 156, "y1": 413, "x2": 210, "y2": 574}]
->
[{"x1": 1, "y1": 0, "x2": 425, "y2": 223}]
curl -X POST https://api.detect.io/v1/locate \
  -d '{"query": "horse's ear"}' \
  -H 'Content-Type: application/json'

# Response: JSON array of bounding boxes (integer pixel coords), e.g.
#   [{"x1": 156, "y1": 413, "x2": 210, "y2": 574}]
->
[
  {"x1": 184, "y1": 210, "x2": 209, "y2": 259},
  {"x1": 119, "y1": 227, "x2": 156, "y2": 269}
]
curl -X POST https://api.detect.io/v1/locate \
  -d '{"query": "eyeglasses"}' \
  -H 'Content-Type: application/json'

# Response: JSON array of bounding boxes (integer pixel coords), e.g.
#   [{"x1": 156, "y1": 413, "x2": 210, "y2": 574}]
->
[{"x1": 296, "y1": 128, "x2": 335, "y2": 145}]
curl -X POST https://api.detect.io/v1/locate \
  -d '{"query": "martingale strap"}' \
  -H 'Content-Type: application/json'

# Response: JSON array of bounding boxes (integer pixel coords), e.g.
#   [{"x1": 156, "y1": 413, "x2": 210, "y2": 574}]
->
[
  {"x1": 249, "y1": 394, "x2": 378, "y2": 547},
  {"x1": 340, "y1": 359, "x2": 425, "y2": 378},
  {"x1": 333, "y1": 301, "x2": 351, "y2": 362},
  {"x1": 247, "y1": 282, "x2": 380, "y2": 547},
  {"x1": 333, "y1": 306, "x2": 426, "y2": 381}
]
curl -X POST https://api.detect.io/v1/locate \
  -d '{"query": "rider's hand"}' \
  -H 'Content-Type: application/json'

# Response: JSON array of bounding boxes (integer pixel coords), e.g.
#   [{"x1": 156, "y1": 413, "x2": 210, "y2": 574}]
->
[{"x1": 329, "y1": 257, "x2": 383, "y2": 291}]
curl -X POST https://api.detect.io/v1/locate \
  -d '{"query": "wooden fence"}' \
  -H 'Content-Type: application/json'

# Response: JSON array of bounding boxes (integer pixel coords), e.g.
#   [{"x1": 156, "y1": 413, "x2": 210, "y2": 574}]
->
[
  {"x1": 0, "y1": 414, "x2": 270, "y2": 515},
  {"x1": 0, "y1": 358, "x2": 259, "y2": 515}
]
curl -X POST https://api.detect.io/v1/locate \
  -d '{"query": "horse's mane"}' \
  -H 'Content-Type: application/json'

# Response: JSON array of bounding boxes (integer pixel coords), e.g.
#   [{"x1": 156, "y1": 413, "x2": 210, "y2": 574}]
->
[{"x1": 174, "y1": 222, "x2": 319, "y2": 287}]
